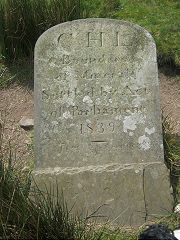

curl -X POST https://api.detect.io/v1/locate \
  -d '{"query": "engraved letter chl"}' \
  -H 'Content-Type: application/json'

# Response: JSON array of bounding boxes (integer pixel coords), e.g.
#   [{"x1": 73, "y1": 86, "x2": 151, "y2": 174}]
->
[{"x1": 87, "y1": 32, "x2": 104, "y2": 47}]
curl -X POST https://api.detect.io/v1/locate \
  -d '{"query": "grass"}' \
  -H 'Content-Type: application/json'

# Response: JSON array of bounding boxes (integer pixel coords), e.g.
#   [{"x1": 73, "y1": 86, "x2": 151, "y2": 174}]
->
[
  {"x1": 163, "y1": 115, "x2": 180, "y2": 205},
  {"x1": 0, "y1": 56, "x2": 33, "y2": 89},
  {"x1": 0, "y1": 0, "x2": 82, "y2": 60},
  {"x1": 83, "y1": 0, "x2": 180, "y2": 68}
]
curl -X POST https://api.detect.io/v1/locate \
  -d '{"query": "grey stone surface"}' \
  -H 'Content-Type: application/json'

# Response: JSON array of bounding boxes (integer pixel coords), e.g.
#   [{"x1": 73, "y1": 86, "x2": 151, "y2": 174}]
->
[
  {"x1": 32, "y1": 162, "x2": 172, "y2": 226},
  {"x1": 33, "y1": 19, "x2": 173, "y2": 226}
]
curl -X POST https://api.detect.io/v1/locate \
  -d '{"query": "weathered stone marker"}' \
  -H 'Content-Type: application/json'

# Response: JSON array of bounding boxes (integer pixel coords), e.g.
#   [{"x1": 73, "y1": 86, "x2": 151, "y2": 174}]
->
[{"x1": 33, "y1": 19, "x2": 173, "y2": 226}]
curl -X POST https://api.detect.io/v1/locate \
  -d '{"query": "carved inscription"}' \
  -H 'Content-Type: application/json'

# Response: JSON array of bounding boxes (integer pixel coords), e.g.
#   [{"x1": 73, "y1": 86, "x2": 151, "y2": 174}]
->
[
  {"x1": 55, "y1": 139, "x2": 135, "y2": 155},
  {"x1": 87, "y1": 32, "x2": 104, "y2": 47},
  {"x1": 48, "y1": 54, "x2": 130, "y2": 66},
  {"x1": 36, "y1": 20, "x2": 158, "y2": 161},
  {"x1": 114, "y1": 32, "x2": 119, "y2": 46},
  {"x1": 57, "y1": 33, "x2": 72, "y2": 47},
  {"x1": 57, "y1": 31, "x2": 138, "y2": 48},
  {"x1": 48, "y1": 69, "x2": 136, "y2": 82},
  {"x1": 81, "y1": 69, "x2": 135, "y2": 80},
  {"x1": 41, "y1": 105, "x2": 145, "y2": 121},
  {"x1": 80, "y1": 122, "x2": 115, "y2": 134},
  {"x1": 42, "y1": 86, "x2": 149, "y2": 101}
]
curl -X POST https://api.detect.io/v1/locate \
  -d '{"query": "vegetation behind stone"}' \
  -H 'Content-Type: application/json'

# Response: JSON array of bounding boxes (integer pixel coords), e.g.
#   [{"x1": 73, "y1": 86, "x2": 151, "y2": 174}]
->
[
  {"x1": 83, "y1": 0, "x2": 180, "y2": 68},
  {"x1": 0, "y1": 0, "x2": 179, "y2": 68},
  {"x1": 0, "y1": 0, "x2": 82, "y2": 59}
]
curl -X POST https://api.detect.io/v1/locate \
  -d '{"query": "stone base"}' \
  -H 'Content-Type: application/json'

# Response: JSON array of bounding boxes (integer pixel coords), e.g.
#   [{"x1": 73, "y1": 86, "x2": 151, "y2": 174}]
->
[{"x1": 31, "y1": 162, "x2": 173, "y2": 226}]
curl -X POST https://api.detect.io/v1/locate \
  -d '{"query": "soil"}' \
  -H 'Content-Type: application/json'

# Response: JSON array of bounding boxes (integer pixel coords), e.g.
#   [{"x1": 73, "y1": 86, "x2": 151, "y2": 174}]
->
[
  {"x1": 0, "y1": 85, "x2": 34, "y2": 168},
  {"x1": 0, "y1": 69, "x2": 180, "y2": 167}
]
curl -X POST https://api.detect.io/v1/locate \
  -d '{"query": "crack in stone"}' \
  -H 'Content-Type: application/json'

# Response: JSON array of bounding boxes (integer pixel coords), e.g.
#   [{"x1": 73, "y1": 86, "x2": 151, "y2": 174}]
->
[{"x1": 143, "y1": 168, "x2": 148, "y2": 222}]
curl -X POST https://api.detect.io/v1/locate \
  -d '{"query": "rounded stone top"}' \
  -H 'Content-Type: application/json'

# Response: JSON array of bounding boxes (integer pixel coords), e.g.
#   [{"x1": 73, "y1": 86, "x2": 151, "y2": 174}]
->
[{"x1": 36, "y1": 18, "x2": 155, "y2": 45}]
